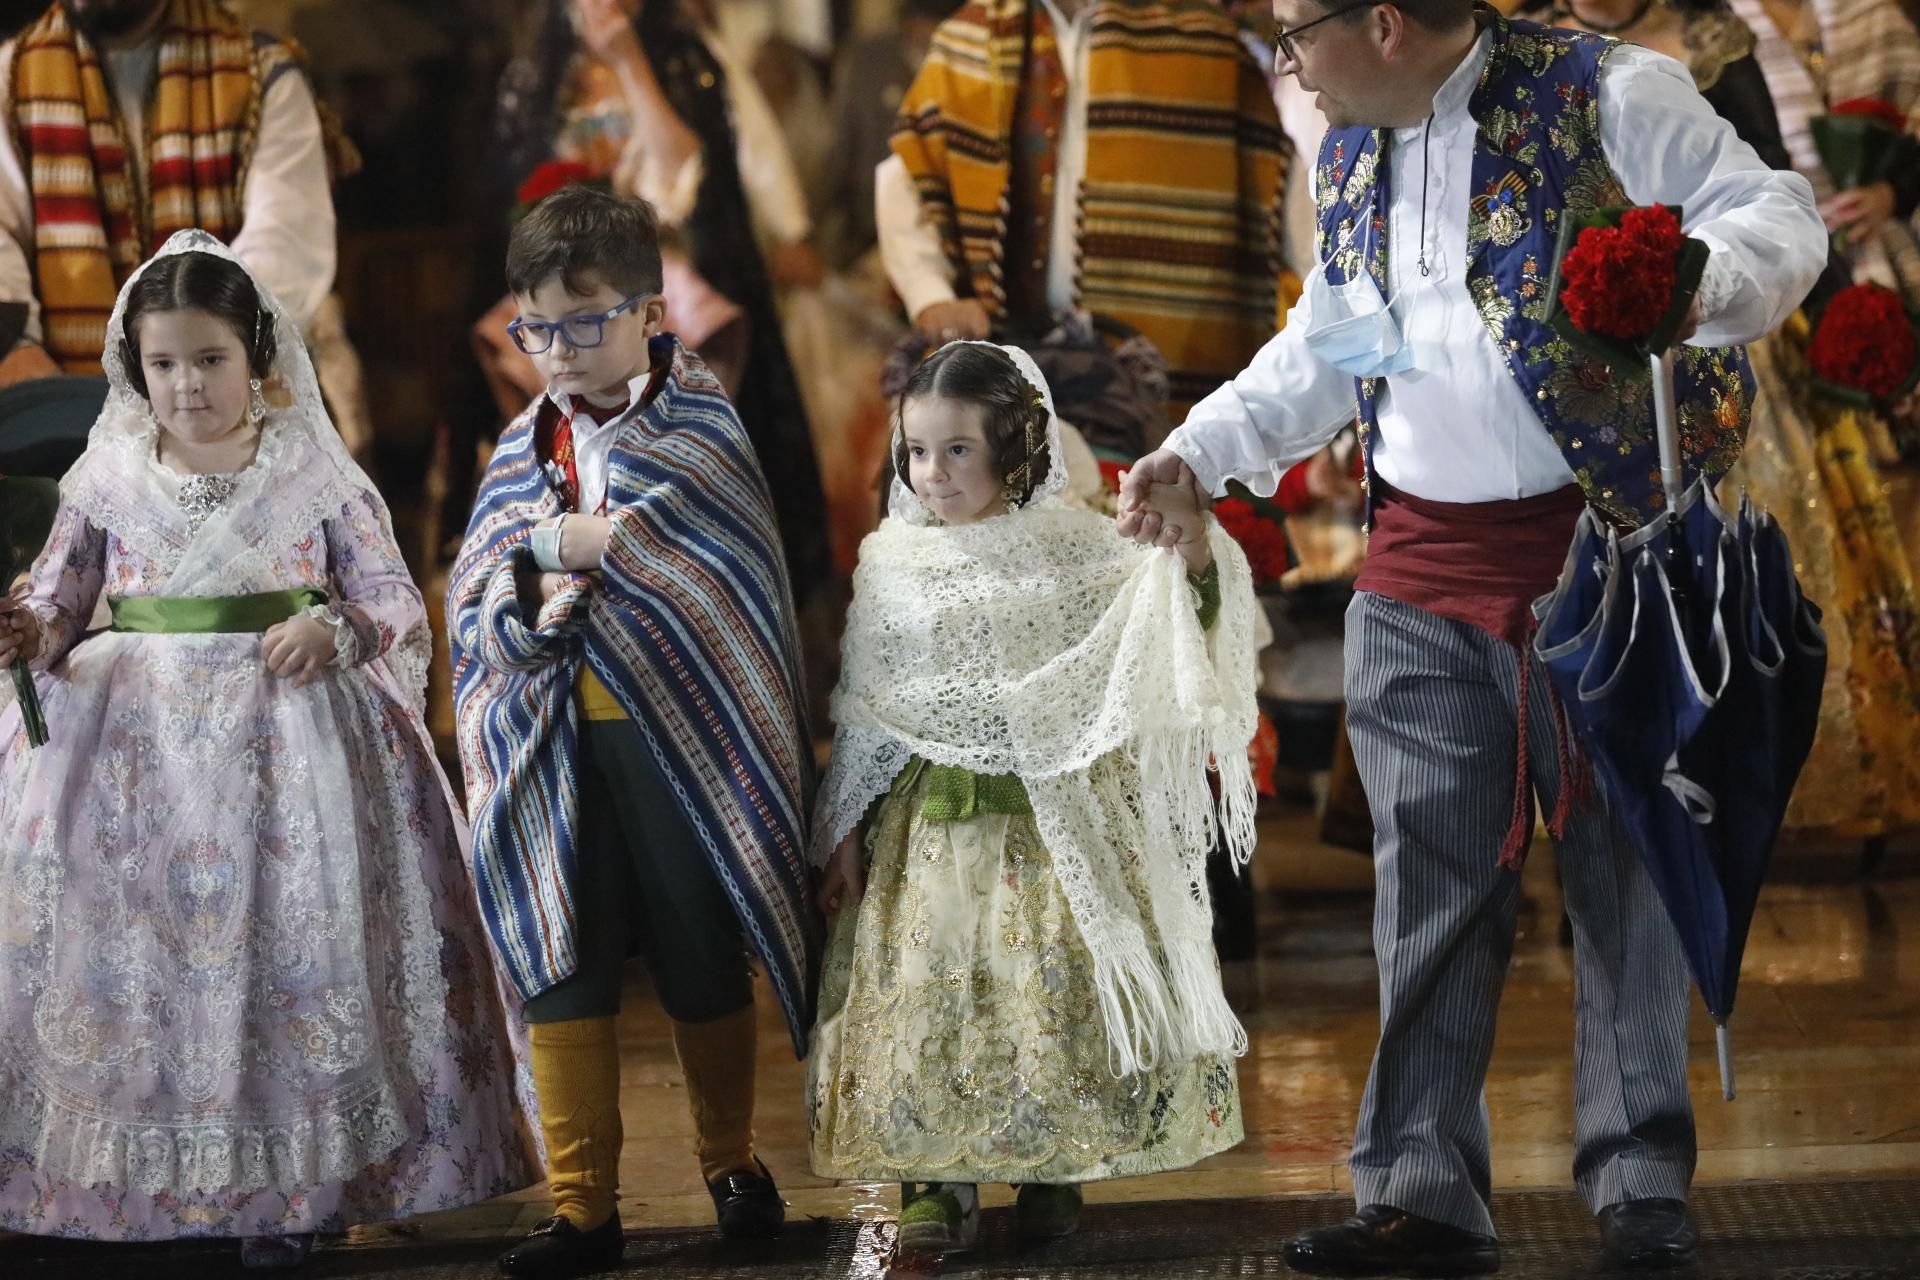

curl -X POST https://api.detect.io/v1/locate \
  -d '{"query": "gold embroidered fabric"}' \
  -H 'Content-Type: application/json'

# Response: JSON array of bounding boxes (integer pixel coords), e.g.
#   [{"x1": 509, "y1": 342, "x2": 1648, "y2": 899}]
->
[
  {"x1": 1718, "y1": 314, "x2": 1920, "y2": 838},
  {"x1": 806, "y1": 765, "x2": 1243, "y2": 1184}
]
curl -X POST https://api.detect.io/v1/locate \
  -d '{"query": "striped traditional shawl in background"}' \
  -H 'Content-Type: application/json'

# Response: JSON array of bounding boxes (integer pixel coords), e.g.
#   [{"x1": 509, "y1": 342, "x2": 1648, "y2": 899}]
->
[
  {"x1": 890, "y1": 0, "x2": 1289, "y2": 412},
  {"x1": 449, "y1": 338, "x2": 820, "y2": 1055},
  {"x1": 6, "y1": 0, "x2": 302, "y2": 371}
]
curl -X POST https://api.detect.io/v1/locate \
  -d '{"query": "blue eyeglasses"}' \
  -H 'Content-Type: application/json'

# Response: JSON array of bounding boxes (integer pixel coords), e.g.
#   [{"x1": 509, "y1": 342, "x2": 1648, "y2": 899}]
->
[{"x1": 506, "y1": 292, "x2": 652, "y2": 355}]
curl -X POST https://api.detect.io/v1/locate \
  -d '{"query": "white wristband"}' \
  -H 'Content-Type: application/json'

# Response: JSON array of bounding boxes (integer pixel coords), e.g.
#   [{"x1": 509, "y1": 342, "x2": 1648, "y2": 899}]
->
[{"x1": 529, "y1": 517, "x2": 567, "y2": 572}]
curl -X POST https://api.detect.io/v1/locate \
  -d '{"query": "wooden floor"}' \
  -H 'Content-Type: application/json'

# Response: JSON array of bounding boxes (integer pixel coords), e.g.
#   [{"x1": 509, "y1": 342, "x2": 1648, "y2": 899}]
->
[{"x1": 356, "y1": 810, "x2": 1920, "y2": 1252}]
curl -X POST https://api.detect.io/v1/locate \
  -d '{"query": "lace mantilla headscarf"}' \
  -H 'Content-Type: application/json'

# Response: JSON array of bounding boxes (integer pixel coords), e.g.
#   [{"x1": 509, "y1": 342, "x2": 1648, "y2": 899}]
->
[
  {"x1": 58, "y1": 230, "x2": 430, "y2": 708},
  {"x1": 816, "y1": 341, "x2": 1261, "y2": 1074}
]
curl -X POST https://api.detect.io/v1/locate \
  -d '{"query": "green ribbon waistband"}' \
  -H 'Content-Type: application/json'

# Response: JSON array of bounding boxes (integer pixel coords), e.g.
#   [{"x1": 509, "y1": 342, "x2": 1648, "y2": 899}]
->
[
  {"x1": 893, "y1": 755, "x2": 1033, "y2": 820},
  {"x1": 108, "y1": 588, "x2": 328, "y2": 634}
]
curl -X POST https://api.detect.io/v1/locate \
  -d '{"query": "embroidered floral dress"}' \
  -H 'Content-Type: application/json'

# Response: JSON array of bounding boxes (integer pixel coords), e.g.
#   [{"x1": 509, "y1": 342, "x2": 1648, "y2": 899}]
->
[
  {"x1": 0, "y1": 466, "x2": 533, "y2": 1240},
  {"x1": 807, "y1": 759, "x2": 1242, "y2": 1185}
]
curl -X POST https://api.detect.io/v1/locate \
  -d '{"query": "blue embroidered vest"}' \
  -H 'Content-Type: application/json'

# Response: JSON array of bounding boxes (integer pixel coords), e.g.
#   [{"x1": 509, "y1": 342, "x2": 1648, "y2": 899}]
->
[{"x1": 1314, "y1": 13, "x2": 1754, "y2": 529}]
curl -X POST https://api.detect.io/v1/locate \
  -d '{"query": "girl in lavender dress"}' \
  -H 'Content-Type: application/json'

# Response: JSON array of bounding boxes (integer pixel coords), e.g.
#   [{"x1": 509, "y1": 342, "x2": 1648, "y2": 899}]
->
[{"x1": 0, "y1": 232, "x2": 533, "y2": 1266}]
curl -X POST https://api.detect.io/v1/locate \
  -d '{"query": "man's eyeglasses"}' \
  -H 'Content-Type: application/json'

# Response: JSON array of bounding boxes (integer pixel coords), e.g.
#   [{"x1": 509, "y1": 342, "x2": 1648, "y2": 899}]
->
[
  {"x1": 1275, "y1": 0, "x2": 1382, "y2": 64},
  {"x1": 507, "y1": 292, "x2": 651, "y2": 355}
]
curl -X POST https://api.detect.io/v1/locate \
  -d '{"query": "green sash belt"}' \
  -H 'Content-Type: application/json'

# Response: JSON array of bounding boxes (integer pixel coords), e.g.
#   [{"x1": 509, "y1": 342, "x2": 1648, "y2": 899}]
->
[
  {"x1": 892, "y1": 755, "x2": 1032, "y2": 819},
  {"x1": 108, "y1": 588, "x2": 329, "y2": 634}
]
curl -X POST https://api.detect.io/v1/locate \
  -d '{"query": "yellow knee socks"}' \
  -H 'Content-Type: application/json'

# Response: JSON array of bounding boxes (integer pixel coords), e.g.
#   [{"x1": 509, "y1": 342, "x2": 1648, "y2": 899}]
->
[
  {"x1": 670, "y1": 1004, "x2": 759, "y2": 1183},
  {"x1": 529, "y1": 1016, "x2": 624, "y2": 1230}
]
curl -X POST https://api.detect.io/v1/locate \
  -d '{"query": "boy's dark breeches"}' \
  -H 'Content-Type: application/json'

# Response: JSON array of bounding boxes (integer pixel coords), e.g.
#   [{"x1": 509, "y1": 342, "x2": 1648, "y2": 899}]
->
[{"x1": 523, "y1": 716, "x2": 755, "y2": 1026}]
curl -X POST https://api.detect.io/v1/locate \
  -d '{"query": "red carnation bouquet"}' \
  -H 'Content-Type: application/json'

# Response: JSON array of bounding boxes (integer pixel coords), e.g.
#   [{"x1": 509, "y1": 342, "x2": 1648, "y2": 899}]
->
[
  {"x1": 1812, "y1": 97, "x2": 1918, "y2": 196},
  {"x1": 1807, "y1": 282, "x2": 1920, "y2": 406},
  {"x1": 1213, "y1": 497, "x2": 1292, "y2": 587},
  {"x1": 1545, "y1": 203, "x2": 1709, "y2": 365},
  {"x1": 509, "y1": 160, "x2": 609, "y2": 225}
]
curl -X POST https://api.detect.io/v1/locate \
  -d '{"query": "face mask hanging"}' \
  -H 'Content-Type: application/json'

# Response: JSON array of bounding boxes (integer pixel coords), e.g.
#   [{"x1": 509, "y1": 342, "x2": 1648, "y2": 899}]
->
[{"x1": 1304, "y1": 205, "x2": 1416, "y2": 379}]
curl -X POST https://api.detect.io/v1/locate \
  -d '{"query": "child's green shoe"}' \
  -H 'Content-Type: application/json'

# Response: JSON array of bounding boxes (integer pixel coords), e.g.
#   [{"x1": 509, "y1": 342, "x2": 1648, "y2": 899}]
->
[
  {"x1": 1014, "y1": 1183, "x2": 1083, "y2": 1241},
  {"x1": 896, "y1": 1182, "x2": 980, "y2": 1255}
]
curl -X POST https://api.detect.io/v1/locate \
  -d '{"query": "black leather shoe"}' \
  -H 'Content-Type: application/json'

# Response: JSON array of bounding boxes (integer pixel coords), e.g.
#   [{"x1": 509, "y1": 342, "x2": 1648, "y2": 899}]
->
[
  {"x1": 1283, "y1": 1205, "x2": 1501, "y2": 1277},
  {"x1": 708, "y1": 1158, "x2": 785, "y2": 1240},
  {"x1": 497, "y1": 1214, "x2": 624, "y2": 1278},
  {"x1": 1598, "y1": 1198, "x2": 1697, "y2": 1269}
]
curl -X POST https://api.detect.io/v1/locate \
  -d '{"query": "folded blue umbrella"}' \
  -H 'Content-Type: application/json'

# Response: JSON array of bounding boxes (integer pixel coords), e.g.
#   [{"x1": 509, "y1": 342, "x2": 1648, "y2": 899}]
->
[{"x1": 1532, "y1": 355, "x2": 1826, "y2": 1100}]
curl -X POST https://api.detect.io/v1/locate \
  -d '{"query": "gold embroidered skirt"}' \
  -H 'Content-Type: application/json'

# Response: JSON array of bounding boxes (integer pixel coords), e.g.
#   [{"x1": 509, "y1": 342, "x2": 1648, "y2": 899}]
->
[{"x1": 806, "y1": 768, "x2": 1243, "y2": 1185}]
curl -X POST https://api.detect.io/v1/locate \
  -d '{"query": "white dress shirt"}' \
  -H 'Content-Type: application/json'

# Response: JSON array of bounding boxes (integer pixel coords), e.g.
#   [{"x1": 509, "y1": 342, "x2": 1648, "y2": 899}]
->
[
  {"x1": 874, "y1": 0, "x2": 1093, "y2": 320},
  {"x1": 1165, "y1": 31, "x2": 1826, "y2": 504},
  {"x1": 0, "y1": 37, "x2": 337, "y2": 343},
  {"x1": 545, "y1": 369, "x2": 657, "y2": 516}
]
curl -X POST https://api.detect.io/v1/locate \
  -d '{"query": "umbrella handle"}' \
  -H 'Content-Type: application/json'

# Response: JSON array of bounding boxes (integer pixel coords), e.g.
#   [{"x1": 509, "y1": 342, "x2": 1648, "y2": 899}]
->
[
  {"x1": 1650, "y1": 351, "x2": 1685, "y2": 514},
  {"x1": 1715, "y1": 1021, "x2": 1735, "y2": 1102}
]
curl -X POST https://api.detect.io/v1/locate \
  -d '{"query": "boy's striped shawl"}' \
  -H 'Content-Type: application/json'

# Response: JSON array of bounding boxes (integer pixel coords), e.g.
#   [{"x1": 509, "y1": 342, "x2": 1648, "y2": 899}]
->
[
  {"x1": 448, "y1": 338, "x2": 820, "y2": 1054},
  {"x1": 891, "y1": 0, "x2": 1289, "y2": 411}
]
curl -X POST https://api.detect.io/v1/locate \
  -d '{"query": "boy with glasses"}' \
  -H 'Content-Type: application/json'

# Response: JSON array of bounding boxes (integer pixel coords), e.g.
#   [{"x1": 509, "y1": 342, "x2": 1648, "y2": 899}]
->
[{"x1": 448, "y1": 184, "x2": 819, "y2": 1279}]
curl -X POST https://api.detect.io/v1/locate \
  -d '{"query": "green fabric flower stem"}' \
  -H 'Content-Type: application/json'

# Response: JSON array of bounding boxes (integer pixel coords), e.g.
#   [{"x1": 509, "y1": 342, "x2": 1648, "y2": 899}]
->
[{"x1": 9, "y1": 662, "x2": 45, "y2": 748}]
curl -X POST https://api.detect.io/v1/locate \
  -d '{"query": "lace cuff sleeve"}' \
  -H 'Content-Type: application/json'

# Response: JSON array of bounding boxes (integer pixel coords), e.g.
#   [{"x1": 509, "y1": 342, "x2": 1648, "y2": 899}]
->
[{"x1": 302, "y1": 602, "x2": 361, "y2": 667}]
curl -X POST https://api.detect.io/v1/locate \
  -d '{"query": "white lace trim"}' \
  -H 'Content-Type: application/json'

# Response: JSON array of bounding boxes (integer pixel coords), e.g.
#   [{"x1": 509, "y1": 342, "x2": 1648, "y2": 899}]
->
[
  {"x1": 303, "y1": 604, "x2": 360, "y2": 667},
  {"x1": 0, "y1": 1058, "x2": 412, "y2": 1197}
]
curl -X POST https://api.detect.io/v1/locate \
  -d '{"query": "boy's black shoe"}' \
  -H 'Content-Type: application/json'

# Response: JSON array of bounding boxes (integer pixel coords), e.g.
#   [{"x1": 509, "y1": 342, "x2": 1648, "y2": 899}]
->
[
  {"x1": 709, "y1": 1158, "x2": 785, "y2": 1239},
  {"x1": 497, "y1": 1214, "x2": 624, "y2": 1278},
  {"x1": 1598, "y1": 1198, "x2": 1697, "y2": 1269},
  {"x1": 1282, "y1": 1205, "x2": 1501, "y2": 1276}
]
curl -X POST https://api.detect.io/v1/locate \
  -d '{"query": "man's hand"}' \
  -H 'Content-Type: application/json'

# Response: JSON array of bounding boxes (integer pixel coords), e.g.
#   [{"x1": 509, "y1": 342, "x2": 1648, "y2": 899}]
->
[
  {"x1": 1116, "y1": 448, "x2": 1208, "y2": 548},
  {"x1": 0, "y1": 594, "x2": 41, "y2": 668},
  {"x1": 0, "y1": 342, "x2": 61, "y2": 390},
  {"x1": 1673, "y1": 294, "x2": 1704, "y2": 344},
  {"x1": 1821, "y1": 181, "x2": 1897, "y2": 244},
  {"x1": 913, "y1": 298, "x2": 991, "y2": 343}
]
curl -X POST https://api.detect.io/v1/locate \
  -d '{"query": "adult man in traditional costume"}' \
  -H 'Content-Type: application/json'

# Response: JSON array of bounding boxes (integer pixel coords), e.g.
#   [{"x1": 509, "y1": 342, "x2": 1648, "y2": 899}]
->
[
  {"x1": 0, "y1": 0, "x2": 367, "y2": 451},
  {"x1": 1119, "y1": 0, "x2": 1826, "y2": 1273},
  {"x1": 876, "y1": 0, "x2": 1290, "y2": 418}
]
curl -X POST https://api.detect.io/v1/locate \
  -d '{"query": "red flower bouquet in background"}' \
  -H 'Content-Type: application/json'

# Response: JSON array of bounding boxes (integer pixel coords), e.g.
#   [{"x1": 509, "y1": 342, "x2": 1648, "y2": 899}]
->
[
  {"x1": 510, "y1": 161, "x2": 608, "y2": 225},
  {"x1": 1807, "y1": 282, "x2": 1920, "y2": 406},
  {"x1": 1831, "y1": 97, "x2": 1908, "y2": 132},
  {"x1": 1545, "y1": 203, "x2": 1710, "y2": 365},
  {"x1": 1812, "y1": 98, "x2": 1919, "y2": 195},
  {"x1": 1213, "y1": 497, "x2": 1291, "y2": 587}
]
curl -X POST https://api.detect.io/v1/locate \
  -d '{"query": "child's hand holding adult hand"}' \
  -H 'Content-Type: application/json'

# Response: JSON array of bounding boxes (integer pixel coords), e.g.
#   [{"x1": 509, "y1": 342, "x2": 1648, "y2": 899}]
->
[
  {"x1": 816, "y1": 826, "x2": 867, "y2": 915},
  {"x1": 263, "y1": 615, "x2": 337, "y2": 687},
  {"x1": 0, "y1": 594, "x2": 40, "y2": 667}
]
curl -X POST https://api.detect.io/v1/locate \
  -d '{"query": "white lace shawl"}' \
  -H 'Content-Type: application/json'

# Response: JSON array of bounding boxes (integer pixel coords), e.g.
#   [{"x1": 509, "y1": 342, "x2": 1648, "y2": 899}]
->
[
  {"x1": 55, "y1": 230, "x2": 429, "y2": 709},
  {"x1": 813, "y1": 343, "x2": 1261, "y2": 1075}
]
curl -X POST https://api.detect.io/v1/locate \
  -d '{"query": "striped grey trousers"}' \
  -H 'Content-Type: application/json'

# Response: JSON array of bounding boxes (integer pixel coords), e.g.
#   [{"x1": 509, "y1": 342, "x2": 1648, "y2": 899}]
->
[{"x1": 1343, "y1": 591, "x2": 1696, "y2": 1238}]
